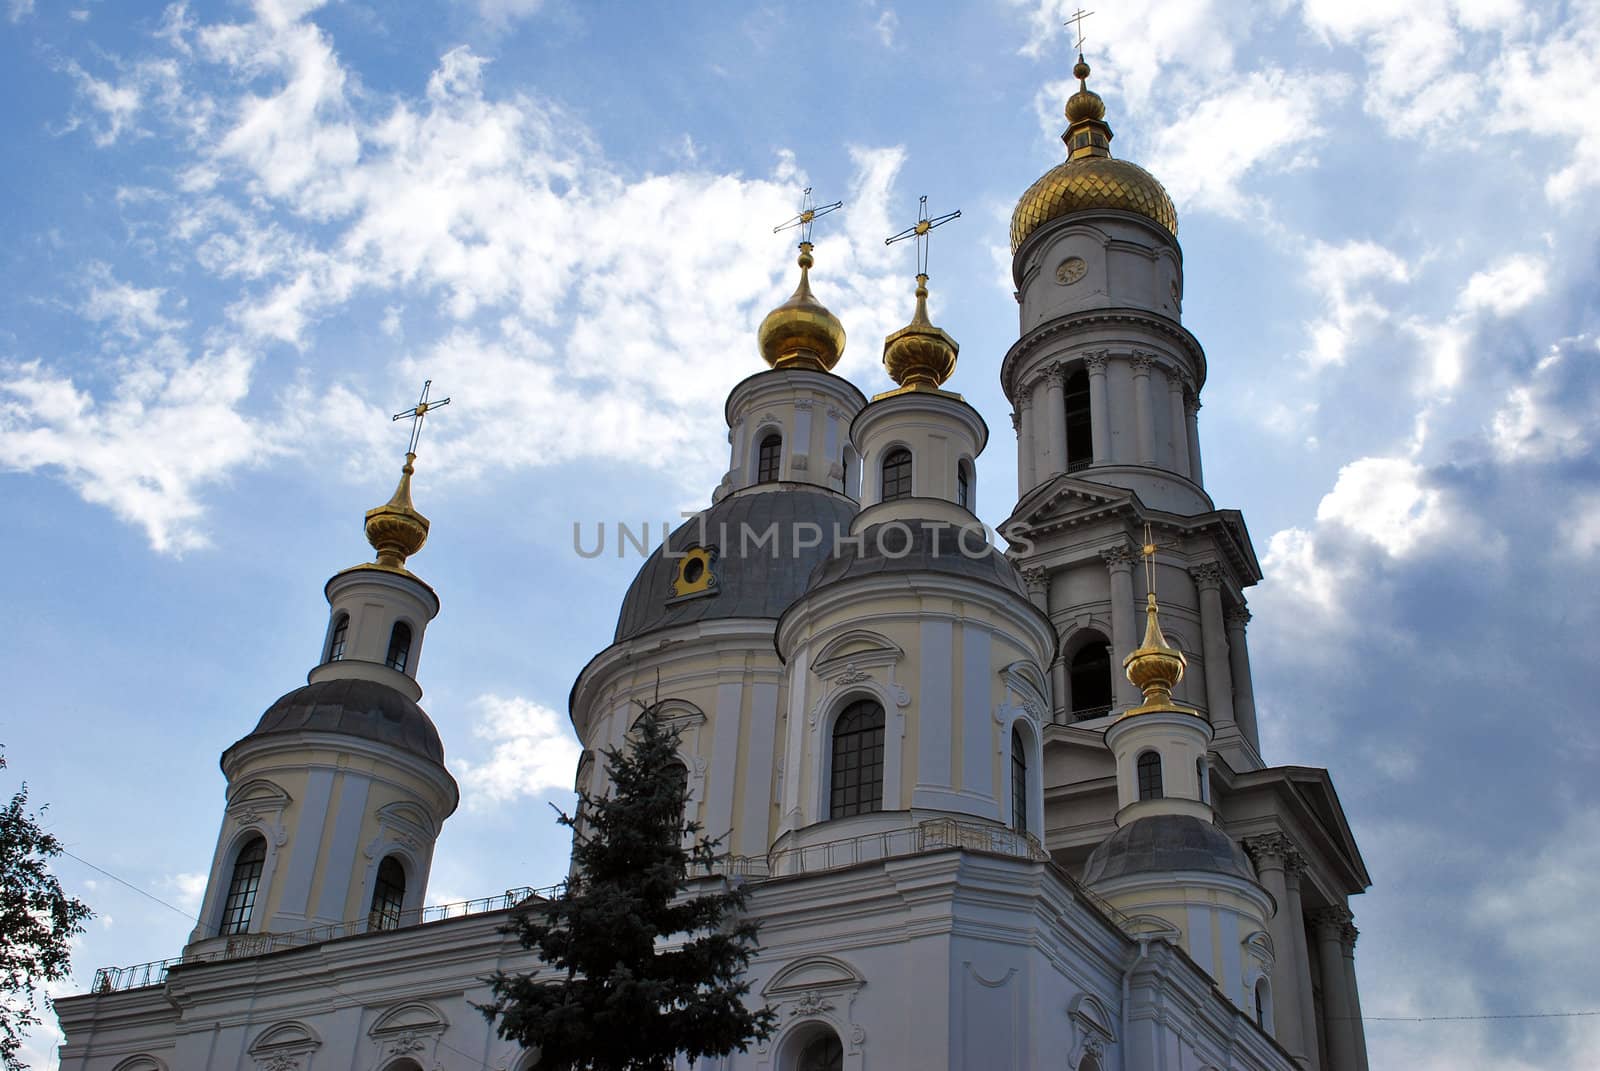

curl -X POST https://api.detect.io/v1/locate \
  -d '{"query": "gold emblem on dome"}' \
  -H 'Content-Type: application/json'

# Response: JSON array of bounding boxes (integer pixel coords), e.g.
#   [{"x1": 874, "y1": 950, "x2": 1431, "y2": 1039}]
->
[
  {"x1": 757, "y1": 242, "x2": 847, "y2": 372},
  {"x1": 668, "y1": 546, "x2": 718, "y2": 600},
  {"x1": 1009, "y1": 55, "x2": 1178, "y2": 252},
  {"x1": 883, "y1": 274, "x2": 959, "y2": 390}
]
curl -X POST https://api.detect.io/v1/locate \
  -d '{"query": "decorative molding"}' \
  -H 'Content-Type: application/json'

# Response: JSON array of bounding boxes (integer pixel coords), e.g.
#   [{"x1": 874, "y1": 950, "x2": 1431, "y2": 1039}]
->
[
  {"x1": 1016, "y1": 383, "x2": 1034, "y2": 406},
  {"x1": 1129, "y1": 352, "x2": 1156, "y2": 375},
  {"x1": 1010, "y1": 411, "x2": 1020, "y2": 433},
  {"x1": 1083, "y1": 350, "x2": 1109, "y2": 374},
  {"x1": 1241, "y1": 832, "x2": 1301, "y2": 870},
  {"x1": 1020, "y1": 566, "x2": 1048, "y2": 594},
  {"x1": 794, "y1": 399, "x2": 814, "y2": 411},
  {"x1": 1100, "y1": 544, "x2": 1136, "y2": 571},
  {"x1": 827, "y1": 405, "x2": 844, "y2": 420},
  {"x1": 1189, "y1": 562, "x2": 1226, "y2": 590},
  {"x1": 791, "y1": 455, "x2": 809, "y2": 471},
  {"x1": 1311, "y1": 905, "x2": 1354, "y2": 935},
  {"x1": 835, "y1": 664, "x2": 872, "y2": 686}
]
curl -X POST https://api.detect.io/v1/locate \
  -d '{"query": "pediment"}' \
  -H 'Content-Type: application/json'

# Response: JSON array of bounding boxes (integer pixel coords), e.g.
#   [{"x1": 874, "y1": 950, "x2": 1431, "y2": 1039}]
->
[
  {"x1": 369, "y1": 1000, "x2": 448, "y2": 1038},
  {"x1": 631, "y1": 698, "x2": 705, "y2": 732},
  {"x1": 111, "y1": 1058, "x2": 167, "y2": 1071},
  {"x1": 1001, "y1": 661, "x2": 1050, "y2": 721},
  {"x1": 763, "y1": 954, "x2": 864, "y2": 998},
  {"x1": 811, "y1": 629, "x2": 904, "y2": 680},
  {"x1": 1068, "y1": 992, "x2": 1116, "y2": 1040},
  {"x1": 227, "y1": 778, "x2": 291, "y2": 811},
  {"x1": 1121, "y1": 914, "x2": 1182, "y2": 942},
  {"x1": 248, "y1": 1020, "x2": 320, "y2": 1055},
  {"x1": 1243, "y1": 929, "x2": 1275, "y2": 967},
  {"x1": 1007, "y1": 476, "x2": 1134, "y2": 532}
]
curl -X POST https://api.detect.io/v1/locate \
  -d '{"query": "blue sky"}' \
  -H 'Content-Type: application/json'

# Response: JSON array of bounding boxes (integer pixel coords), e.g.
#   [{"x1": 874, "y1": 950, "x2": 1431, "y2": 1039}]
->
[{"x1": 3, "y1": 0, "x2": 1598, "y2": 1066}]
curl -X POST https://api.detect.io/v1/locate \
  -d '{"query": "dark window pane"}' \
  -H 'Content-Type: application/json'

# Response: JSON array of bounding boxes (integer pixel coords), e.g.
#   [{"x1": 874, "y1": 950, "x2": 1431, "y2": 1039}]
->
[
  {"x1": 1011, "y1": 728, "x2": 1028, "y2": 834},
  {"x1": 1065, "y1": 369, "x2": 1092, "y2": 469},
  {"x1": 1070, "y1": 637, "x2": 1113, "y2": 718},
  {"x1": 757, "y1": 434, "x2": 783, "y2": 483},
  {"x1": 881, "y1": 448, "x2": 913, "y2": 501},
  {"x1": 830, "y1": 700, "x2": 886, "y2": 818},
  {"x1": 799, "y1": 1033, "x2": 844, "y2": 1071},
  {"x1": 220, "y1": 837, "x2": 267, "y2": 936},
  {"x1": 328, "y1": 615, "x2": 348, "y2": 662},
  {"x1": 369, "y1": 855, "x2": 407, "y2": 931},
  {"x1": 386, "y1": 622, "x2": 412, "y2": 673},
  {"x1": 1137, "y1": 751, "x2": 1164, "y2": 800}
]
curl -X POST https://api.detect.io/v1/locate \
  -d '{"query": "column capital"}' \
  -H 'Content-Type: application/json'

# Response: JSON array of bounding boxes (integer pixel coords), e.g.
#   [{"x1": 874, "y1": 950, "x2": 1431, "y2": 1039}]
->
[
  {"x1": 1186, "y1": 392, "x2": 1202, "y2": 414},
  {"x1": 1045, "y1": 362, "x2": 1069, "y2": 386},
  {"x1": 1242, "y1": 832, "x2": 1303, "y2": 870},
  {"x1": 1163, "y1": 365, "x2": 1187, "y2": 390},
  {"x1": 1342, "y1": 922, "x2": 1360, "y2": 950},
  {"x1": 1225, "y1": 604, "x2": 1252, "y2": 629},
  {"x1": 1100, "y1": 544, "x2": 1136, "y2": 573},
  {"x1": 1311, "y1": 905, "x2": 1354, "y2": 936},
  {"x1": 1130, "y1": 352, "x2": 1157, "y2": 376},
  {"x1": 1083, "y1": 350, "x2": 1110, "y2": 374},
  {"x1": 1010, "y1": 410, "x2": 1021, "y2": 433},
  {"x1": 1189, "y1": 562, "x2": 1227, "y2": 590},
  {"x1": 1021, "y1": 566, "x2": 1049, "y2": 595},
  {"x1": 1016, "y1": 382, "x2": 1034, "y2": 406}
]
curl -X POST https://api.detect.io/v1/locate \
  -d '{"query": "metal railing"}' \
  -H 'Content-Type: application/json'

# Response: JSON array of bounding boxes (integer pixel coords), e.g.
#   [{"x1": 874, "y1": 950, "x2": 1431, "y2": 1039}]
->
[
  {"x1": 91, "y1": 884, "x2": 558, "y2": 994},
  {"x1": 765, "y1": 816, "x2": 1048, "y2": 878}
]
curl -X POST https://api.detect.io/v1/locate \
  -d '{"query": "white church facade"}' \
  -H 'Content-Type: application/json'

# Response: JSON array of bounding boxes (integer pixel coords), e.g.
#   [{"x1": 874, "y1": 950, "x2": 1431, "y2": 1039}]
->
[{"x1": 54, "y1": 57, "x2": 1372, "y2": 1071}]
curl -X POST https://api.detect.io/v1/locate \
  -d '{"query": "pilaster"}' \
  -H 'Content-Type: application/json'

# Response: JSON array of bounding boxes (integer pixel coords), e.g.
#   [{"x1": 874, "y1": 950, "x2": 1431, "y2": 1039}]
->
[
  {"x1": 1185, "y1": 393, "x2": 1204, "y2": 488},
  {"x1": 1312, "y1": 906, "x2": 1360, "y2": 1071},
  {"x1": 1130, "y1": 352, "x2": 1157, "y2": 466},
  {"x1": 1043, "y1": 366, "x2": 1067, "y2": 479},
  {"x1": 1243, "y1": 834, "x2": 1316, "y2": 1069},
  {"x1": 1101, "y1": 544, "x2": 1141, "y2": 707},
  {"x1": 1190, "y1": 564, "x2": 1237, "y2": 737},
  {"x1": 1226, "y1": 605, "x2": 1263, "y2": 759},
  {"x1": 1017, "y1": 383, "x2": 1037, "y2": 492},
  {"x1": 1166, "y1": 368, "x2": 1191, "y2": 477}
]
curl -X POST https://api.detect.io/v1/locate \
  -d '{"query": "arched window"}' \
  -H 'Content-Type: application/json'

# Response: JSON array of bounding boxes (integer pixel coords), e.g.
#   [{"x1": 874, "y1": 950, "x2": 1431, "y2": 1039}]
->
[
  {"x1": 957, "y1": 460, "x2": 972, "y2": 510},
  {"x1": 796, "y1": 1031, "x2": 844, "y2": 1071},
  {"x1": 1065, "y1": 368, "x2": 1092, "y2": 470},
  {"x1": 830, "y1": 700, "x2": 885, "y2": 818},
  {"x1": 1137, "y1": 750, "x2": 1164, "y2": 800},
  {"x1": 385, "y1": 622, "x2": 412, "y2": 673},
  {"x1": 1011, "y1": 727, "x2": 1029, "y2": 834},
  {"x1": 219, "y1": 837, "x2": 266, "y2": 936},
  {"x1": 757, "y1": 433, "x2": 783, "y2": 483},
  {"x1": 327, "y1": 613, "x2": 349, "y2": 662},
  {"x1": 1196, "y1": 757, "x2": 1210, "y2": 804},
  {"x1": 1069, "y1": 636, "x2": 1113, "y2": 719},
  {"x1": 880, "y1": 448, "x2": 912, "y2": 501},
  {"x1": 1255, "y1": 977, "x2": 1273, "y2": 1035},
  {"x1": 369, "y1": 856, "x2": 406, "y2": 931}
]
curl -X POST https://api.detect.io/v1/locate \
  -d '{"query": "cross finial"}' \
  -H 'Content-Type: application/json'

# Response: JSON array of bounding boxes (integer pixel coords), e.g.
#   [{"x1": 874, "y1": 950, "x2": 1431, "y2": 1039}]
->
[
  {"x1": 1140, "y1": 521, "x2": 1182, "y2": 599},
  {"x1": 773, "y1": 186, "x2": 844, "y2": 247},
  {"x1": 884, "y1": 195, "x2": 962, "y2": 278},
  {"x1": 1065, "y1": 7, "x2": 1094, "y2": 53},
  {"x1": 392, "y1": 379, "x2": 451, "y2": 456}
]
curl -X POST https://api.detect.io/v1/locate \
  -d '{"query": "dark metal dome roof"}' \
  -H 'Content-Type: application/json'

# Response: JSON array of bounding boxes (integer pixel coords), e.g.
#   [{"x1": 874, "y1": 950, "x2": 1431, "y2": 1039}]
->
[
  {"x1": 1081, "y1": 813, "x2": 1255, "y2": 886},
  {"x1": 232, "y1": 678, "x2": 446, "y2": 766},
  {"x1": 803, "y1": 516, "x2": 1030, "y2": 599},
  {"x1": 615, "y1": 488, "x2": 860, "y2": 644}
]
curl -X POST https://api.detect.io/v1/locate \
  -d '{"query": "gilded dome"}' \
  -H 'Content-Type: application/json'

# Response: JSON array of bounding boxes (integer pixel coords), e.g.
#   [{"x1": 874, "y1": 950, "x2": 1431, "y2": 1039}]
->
[
  {"x1": 758, "y1": 243, "x2": 846, "y2": 372},
  {"x1": 882, "y1": 274, "x2": 958, "y2": 390},
  {"x1": 1009, "y1": 56, "x2": 1178, "y2": 252},
  {"x1": 364, "y1": 452, "x2": 430, "y2": 570}
]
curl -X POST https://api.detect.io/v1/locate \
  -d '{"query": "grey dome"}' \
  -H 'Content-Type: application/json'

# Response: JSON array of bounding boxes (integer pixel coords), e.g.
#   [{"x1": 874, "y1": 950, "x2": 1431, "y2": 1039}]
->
[
  {"x1": 615, "y1": 488, "x2": 860, "y2": 644},
  {"x1": 1081, "y1": 814, "x2": 1255, "y2": 886},
  {"x1": 804, "y1": 515, "x2": 1030, "y2": 600},
  {"x1": 231, "y1": 678, "x2": 446, "y2": 766}
]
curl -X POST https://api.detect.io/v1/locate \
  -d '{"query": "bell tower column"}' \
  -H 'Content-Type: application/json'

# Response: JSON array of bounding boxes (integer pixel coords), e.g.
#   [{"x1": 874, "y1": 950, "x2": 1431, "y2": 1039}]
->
[
  {"x1": 1131, "y1": 354, "x2": 1157, "y2": 465},
  {"x1": 1167, "y1": 368, "x2": 1191, "y2": 476},
  {"x1": 1084, "y1": 351, "x2": 1111, "y2": 463},
  {"x1": 1042, "y1": 367, "x2": 1066, "y2": 479}
]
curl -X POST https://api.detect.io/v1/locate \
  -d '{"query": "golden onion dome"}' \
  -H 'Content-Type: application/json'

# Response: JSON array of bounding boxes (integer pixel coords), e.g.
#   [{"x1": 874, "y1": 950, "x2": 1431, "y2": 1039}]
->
[
  {"x1": 758, "y1": 242, "x2": 846, "y2": 372},
  {"x1": 1010, "y1": 56, "x2": 1178, "y2": 252},
  {"x1": 364, "y1": 452, "x2": 430, "y2": 570},
  {"x1": 1121, "y1": 592, "x2": 1192, "y2": 716},
  {"x1": 882, "y1": 273, "x2": 958, "y2": 390}
]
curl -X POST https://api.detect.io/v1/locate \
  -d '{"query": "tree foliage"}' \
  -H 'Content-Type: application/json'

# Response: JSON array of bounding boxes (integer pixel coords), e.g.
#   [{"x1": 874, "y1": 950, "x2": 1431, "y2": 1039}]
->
[
  {"x1": 480, "y1": 704, "x2": 775, "y2": 1070},
  {"x1": 0, "y1": 749, "x2": 93, "y2": 1071}
]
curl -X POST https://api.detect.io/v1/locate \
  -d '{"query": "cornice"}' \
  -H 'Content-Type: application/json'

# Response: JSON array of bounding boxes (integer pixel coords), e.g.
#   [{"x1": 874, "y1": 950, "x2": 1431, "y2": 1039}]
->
[{"x1": 1000, "y1": 308, "x2": 1208, "y2": 402}]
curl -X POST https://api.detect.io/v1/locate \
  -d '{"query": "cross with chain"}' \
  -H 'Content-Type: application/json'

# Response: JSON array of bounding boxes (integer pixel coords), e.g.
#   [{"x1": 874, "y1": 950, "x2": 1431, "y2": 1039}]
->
[
  {"x1": 1065, "y1": 7, "x2": 1094, "y2": 53},
  {"x1": 1140, "y1": 521, "x2": 1182, "y2": 599},
  {"x1": 884, "y1": 195, "x2": 961, "y2": 277},
  {"x1": 773, "y1": 186, "x2": 844, "y2": 247},
  {"x1": 392, "y1": 379, "x2": 450, "y2": 456}
]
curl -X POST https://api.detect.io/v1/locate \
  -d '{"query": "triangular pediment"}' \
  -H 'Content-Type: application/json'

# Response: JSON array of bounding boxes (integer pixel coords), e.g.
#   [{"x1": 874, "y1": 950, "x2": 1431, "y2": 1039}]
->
[{"x1": 1005, "y1": 474, "x2": 1135, "y2": 533}]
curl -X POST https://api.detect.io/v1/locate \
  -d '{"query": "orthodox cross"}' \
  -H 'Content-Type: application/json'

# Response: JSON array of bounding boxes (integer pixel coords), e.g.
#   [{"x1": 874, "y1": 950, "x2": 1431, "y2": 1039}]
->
[
  {"x1": 773, "y1": 187, "x2": 844, "y2": 246},
  {"x1": 393, "y1": 379, "x2": 450, "y2": 456},
  {"x1": 1065, "y1": 8, "x2": 1094, "y2": 52},
  {"x1": 1140, "y1": 521, "x2": 1180, "y2": 599},
  {"x1": 884, "y1": 195, "x2": 962, "y2": 277}
]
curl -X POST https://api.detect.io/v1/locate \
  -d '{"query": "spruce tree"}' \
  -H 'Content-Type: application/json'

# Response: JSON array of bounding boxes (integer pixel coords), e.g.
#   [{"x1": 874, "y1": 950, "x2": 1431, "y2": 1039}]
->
[{"x1": 480, "y1": 703, "x2": 775, "y2": 1069}]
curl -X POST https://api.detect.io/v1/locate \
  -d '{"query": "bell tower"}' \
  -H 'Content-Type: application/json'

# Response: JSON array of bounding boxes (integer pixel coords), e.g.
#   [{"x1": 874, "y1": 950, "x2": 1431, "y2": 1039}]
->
[{"x1": 1000, "y1": 56, "x2": 1264, "y2": 771}]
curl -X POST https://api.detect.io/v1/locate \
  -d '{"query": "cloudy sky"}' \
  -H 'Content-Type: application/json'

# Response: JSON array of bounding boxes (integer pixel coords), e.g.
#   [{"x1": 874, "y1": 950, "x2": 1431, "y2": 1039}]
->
[{"x1": 3, "y1": 0, "x2": 1597, "y2": 1066}]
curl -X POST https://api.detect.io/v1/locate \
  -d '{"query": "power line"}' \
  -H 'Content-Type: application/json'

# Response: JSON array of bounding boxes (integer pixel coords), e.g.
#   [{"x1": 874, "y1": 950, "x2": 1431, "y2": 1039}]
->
[
  {"x1": 1357, "y1": 1010, "x2": 1600, "y2": 1023},
  {"x1": 60, "y1": 849, "x2": 200, "y2": 923}
]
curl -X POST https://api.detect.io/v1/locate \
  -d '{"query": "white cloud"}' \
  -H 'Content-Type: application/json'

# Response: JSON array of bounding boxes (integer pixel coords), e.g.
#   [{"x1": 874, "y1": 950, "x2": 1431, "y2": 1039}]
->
[
  {"x1": 7, "y1": 0, "x2": 33, "y2": 23},
  {"x1": 1457, "y1": 253, "x2": 1548, "y2": 317},
  {"x1": 1490, "y1": 340, "x2": 1596, "y2": 463},
  {"x1": 162, "y1": 871, "x2": 209, "y2": 912},
  {"x1": 454, "y1": 695, "x2": 582, "y2": 811},
  {"x1": 80, "y1": 264, "x2": 186, "y2": 340},
  {"x1": 874, "y1": 9, "x2": 898, "y2": 48},
  {"x1": 1315, "y1": 456, "x2": 1450, "y2": 557},
  {"x1": 1300, "y1": 239, "x2": 1412, "y2": 369}
]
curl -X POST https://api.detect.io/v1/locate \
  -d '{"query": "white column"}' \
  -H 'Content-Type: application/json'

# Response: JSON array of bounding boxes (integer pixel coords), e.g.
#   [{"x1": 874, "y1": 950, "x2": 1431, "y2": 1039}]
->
[
  {"x1": 1167, "y1": 368, "x2": 1191, "y2": 477},
  {"x1": 1314, "y1": 907, "x2": 1360, "y2": 1071},
  {"x1": 1131, "y1": 353, "x2": 1157, "y2": 466},
  {"x1": 1244, "y1": 836, "x2": 1315, "y2": 1069},
  {"x1": 1285, "y1": 863, "x2": 1322, "y2": 1071},
  {"x1": 1191, "y1": 564, "x2": 1237, "y2": 734},
  {"x1": 1186, "y1": 392, "x2": 1204, "y2": 487},
  {"x1": 1226, "y1": 605, "x2": 1262, "y2": 756},
  {"x1": 1085, "y1": 351, "x2": 1111, "y2": 465},
  {"x1": 1017, "y1": 383, "x2": 1038, "y2": 492},
  {"x1": 1342, "y1": 922, "x2": 1370, "y2": 1071},
  {"x1": 1102, "y1": 545, "x2": 1141, "y2": 707},
  {"x1": 1043, "y1": 365, "x2": 1067, "y2": 478}
]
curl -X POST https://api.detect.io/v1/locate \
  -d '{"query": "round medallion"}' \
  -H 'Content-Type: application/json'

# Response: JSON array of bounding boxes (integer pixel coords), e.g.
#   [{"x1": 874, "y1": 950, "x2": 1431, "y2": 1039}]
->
[{"x1": 1055, "y1": 257, "x2": 1087, "y2": 286}]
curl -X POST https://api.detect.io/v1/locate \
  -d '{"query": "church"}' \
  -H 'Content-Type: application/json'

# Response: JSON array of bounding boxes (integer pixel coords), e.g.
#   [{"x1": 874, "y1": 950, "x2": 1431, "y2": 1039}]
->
[{"x1": 54, "y1": 55, "x2": 1372, "y2": 1071}]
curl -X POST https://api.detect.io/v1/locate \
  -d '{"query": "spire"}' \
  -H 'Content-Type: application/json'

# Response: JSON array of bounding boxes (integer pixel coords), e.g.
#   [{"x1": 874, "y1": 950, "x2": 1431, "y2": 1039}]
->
[
  {"x1": 364, "y1": 452, "x2": 430, "y2": 570},
  {"x1": 757, "y1": 241, "x2": 846, "y2": 372},
  {"x1": 1120, "y1": 526, "x2": 1196, "y2": 716},
  {"x1": 1063, "y1": 54, "x2": 1113, "y2": 160}
]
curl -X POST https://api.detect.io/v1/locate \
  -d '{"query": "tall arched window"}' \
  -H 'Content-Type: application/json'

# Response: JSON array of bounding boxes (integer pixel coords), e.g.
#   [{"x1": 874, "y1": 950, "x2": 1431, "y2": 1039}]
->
[
  {"x1": 1069, "y1": 636, "x2": 1113, "y2": 719},
  {"x1": 327, "y1": 613, "x2": 349, "y2": 662},
  {"x1": 830, "y1": 700, "x2": 885, "y2": 818},
  {"x1": 369, "y1": 856, "x2": 406, "y2": 931},
  {"x1": 757, "y1": 433, "x2": 783, "y2": 483},
  {"x1": 219, "y1": 836, "x2": 266, "y2": 936},
  {"x1": 796, "y1": 1031, "x2": 844, "y2": 1071},
  {"x1": 1137, "y1": 750, "x2": 1164, "y2": 800},
  {"x1": 957, "y1": 460, "x2": 972, "y2": 510},
  {"x1": 1011, "y1": 727, "x2": 1029, "y2": 834},
  {"x1": 385, "y1": 622, "x2": 412, "y2": 673},
  {"x1": 1065, "y1": 368, "x2": 1092, "y2": 470},
  {"x1": 1255, "y1": 978, "x2": 1273, "y2": 1035},
  {"x1": 1196, "y1": 757, "x2": 1210, "y2": 804},
  {"x1": 880, "y1": 448, "x2": 912, "y2": 501}
]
